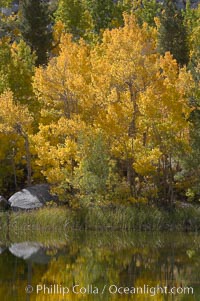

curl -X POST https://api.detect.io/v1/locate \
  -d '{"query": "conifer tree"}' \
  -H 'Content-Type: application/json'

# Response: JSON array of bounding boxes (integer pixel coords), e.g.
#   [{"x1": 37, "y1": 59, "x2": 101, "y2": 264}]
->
[
  {"x1": 158, "y1": 0, "x2": 189, "y2": 66},
  {"x1": 55, "y1": 0, "x2": 94, "y2": 40},
  {"x1": 19, "y1": 0, "x2": 52, "y2": 66},
  {"x1": 85, "y1": 0, "x2": 115, "y2": 33},
  {"x1": 132, "y1": 0, "x2": 161, "y2": 27}
]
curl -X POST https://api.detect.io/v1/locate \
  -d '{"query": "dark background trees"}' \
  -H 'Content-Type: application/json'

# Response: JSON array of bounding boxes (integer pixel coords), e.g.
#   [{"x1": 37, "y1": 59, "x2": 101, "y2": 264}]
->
[
  {"x1": 19, "y1": 0, "x2": 53, "y2": 66},
  {"x1": 158, "y1": 0, "x2": 189, "y2": 66}
]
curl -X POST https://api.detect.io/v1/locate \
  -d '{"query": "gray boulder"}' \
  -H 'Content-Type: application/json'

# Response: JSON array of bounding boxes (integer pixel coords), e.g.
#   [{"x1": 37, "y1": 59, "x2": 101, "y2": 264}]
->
[
  {"x1": 0, "y1": 196, "x2": 10, "y2": 210},
  {"x1": 8, "y1": 184, "x2": 58, "y2": 210}
]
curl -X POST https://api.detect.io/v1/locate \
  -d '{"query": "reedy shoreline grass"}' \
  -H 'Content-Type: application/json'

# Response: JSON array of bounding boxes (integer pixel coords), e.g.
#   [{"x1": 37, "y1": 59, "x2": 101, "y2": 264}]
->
[{"x1": 1, "y1": 204, "x2": 200, "y2": 232}]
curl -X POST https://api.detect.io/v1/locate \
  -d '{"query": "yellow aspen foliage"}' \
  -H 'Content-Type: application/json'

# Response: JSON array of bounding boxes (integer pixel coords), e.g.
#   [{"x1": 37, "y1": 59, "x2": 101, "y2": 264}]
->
[
  {"x1": 0, "y1": 90, "x2": 33, "y2": 185},
  {"x1": 0, "y1": 90, "x2": 33, "y2": 133},
  {"x1": 33, "y1": 14, "x2": 194, "y2": 201},
  {"x1": 33, "y1": 34, "x2": 90, "y2": 123},
  {"x1": 32, "y1": 116, "x2": 86, "y2": 198},
  {"x1": 52, "y1": 21, "x2": 66, "y2": 55}
]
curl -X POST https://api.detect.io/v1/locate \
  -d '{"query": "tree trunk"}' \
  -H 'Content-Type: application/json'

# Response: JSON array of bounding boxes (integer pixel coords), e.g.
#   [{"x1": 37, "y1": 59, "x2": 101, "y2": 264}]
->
[
  {"x1": 24, "y1": 134, "x2": 32, "y2": 186},
  {"x1": 11, "y1": 152, "x2": 18, "y2": 190},
  {"x1": 126, "y1": 82, "x2": 139, "y2": 196},
  {"x1": 127, "y1": 158, "x2": 135, "y2": 196}
]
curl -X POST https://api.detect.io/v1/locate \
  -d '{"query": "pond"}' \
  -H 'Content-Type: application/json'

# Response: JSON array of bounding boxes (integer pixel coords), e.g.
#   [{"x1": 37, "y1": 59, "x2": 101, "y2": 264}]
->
[{"x1": 0, "y1": 231, "x2": 200, "y2": 301}]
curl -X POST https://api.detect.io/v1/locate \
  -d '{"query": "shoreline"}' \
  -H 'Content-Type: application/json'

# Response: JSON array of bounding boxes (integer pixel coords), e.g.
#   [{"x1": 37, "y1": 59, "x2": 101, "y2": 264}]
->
[{"x1": 1, "y1": 204, "x2": 200, "y2": 232}]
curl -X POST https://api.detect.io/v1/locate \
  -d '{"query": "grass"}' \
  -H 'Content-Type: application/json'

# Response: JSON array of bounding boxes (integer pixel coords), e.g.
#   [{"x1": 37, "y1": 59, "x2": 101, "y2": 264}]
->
[
  {"x1": 1, "y1": 203, "x2": 200, "y2": 232},
  {"x1": 8, "y1": 207, "x2": 71, "y2": 231},
  {"x1": 0, "y1": 212, "x2": 9, "y2": 241},
  {"x1": 81, "y1": 205, "x2": 200, "y2": 231}
]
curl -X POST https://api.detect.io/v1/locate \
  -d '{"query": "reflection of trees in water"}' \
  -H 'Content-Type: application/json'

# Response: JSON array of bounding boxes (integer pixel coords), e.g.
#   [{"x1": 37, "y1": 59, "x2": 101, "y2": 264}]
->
[
  {"x1": 39, "y1": 241, "x2": 200, "y2": 300},
  {"x1": 0, "y1": 232, "x2": 199, "y2": 300},
  {"x1": 0, "y1": 250, "x2": 47, "y2": 301}
]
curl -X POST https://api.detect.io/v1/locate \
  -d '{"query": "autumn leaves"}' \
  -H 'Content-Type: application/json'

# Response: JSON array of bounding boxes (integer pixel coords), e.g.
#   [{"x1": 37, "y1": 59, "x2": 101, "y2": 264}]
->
[
  {"x1": 0, "y1": 14, "x2": 195, "y2": 202},
  {"x1": 30, "y1": 16, "x2": 192, "y2": 201}
]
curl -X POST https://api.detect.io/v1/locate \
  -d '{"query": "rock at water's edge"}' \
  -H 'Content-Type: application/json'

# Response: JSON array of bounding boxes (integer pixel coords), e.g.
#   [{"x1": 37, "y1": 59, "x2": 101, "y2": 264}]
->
[{"x1": 8, "y1": 184, "x2": 58, "y2": 210}]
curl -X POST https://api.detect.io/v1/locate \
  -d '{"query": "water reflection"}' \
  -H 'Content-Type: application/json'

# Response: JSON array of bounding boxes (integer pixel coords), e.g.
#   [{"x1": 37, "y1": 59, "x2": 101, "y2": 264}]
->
[
  {"x1": 9, "y1": 242, "x2": 52, "y2": 264},
  {"x1": 0, "y1": 232, "x2": 199, "y2": 301}
]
